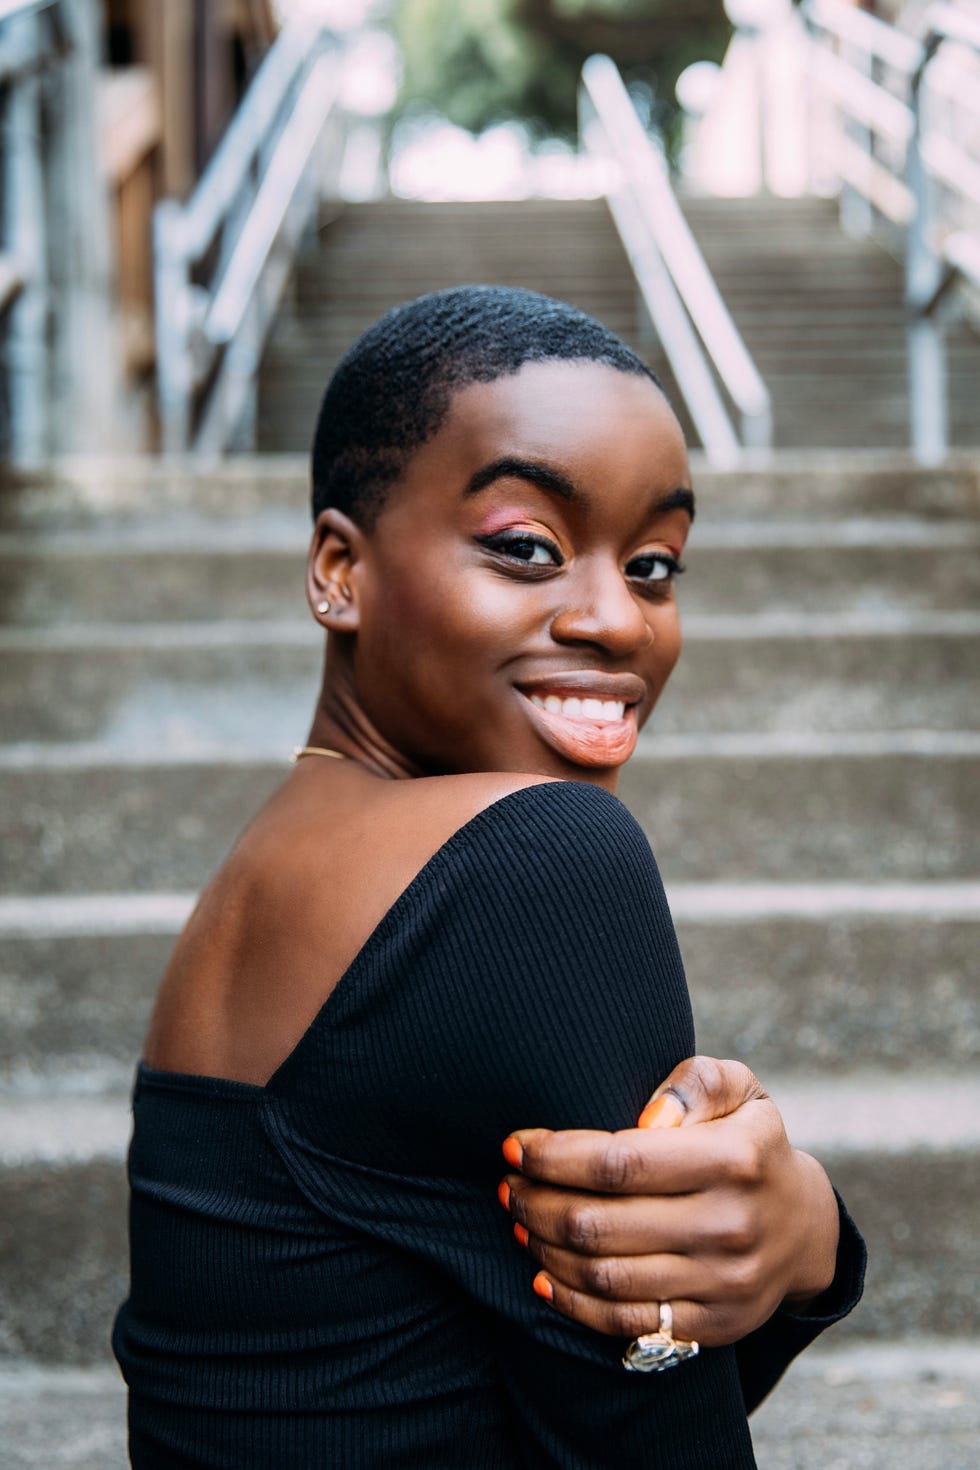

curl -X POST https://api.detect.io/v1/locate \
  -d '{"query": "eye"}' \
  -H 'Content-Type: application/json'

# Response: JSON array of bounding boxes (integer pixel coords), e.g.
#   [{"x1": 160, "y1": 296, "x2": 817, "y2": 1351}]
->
[
  {"x1": 475, "y1": 531, "x2": 563, "y2": 568},
  {"x1": 625, "y1": 551, "x2": 685, "y2": 586}
]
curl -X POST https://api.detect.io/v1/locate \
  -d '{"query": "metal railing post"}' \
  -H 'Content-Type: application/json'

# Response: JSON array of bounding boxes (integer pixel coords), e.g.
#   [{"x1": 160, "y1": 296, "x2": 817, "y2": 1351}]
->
[
  {"x1": 839, "y1": 38, "x2": 874, "y2": 237},
  {"x1": 52, "y1": 0, "x2": 120, "y2": 453},
  {"x1": 907, "y1": 36, "x2": 947, "y2": 464},
  {"x1": 149, "y1": 19, "x2": 344, "y2": 455},
  {"x1": 2, "y1": 6, "x2": 47, "y2": 463},
  {"x1": 154, "y1": 200, "x2": 193, "y2": 454},
  {"x1": 580, "y1": 54, "x2": 771, "y2": 460}
]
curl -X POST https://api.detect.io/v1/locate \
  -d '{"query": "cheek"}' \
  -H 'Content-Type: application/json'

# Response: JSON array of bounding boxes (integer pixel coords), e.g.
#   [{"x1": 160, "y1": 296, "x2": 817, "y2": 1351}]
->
[
  {"x1": 383, "y1": 559, "x2": 538, "y2": 656},
  {"x1": 362, "y1": 559, "x2": 535, "y2": 711},
  {"x1": 651, "y1": 607, "x2": 683, "y2": 682}
]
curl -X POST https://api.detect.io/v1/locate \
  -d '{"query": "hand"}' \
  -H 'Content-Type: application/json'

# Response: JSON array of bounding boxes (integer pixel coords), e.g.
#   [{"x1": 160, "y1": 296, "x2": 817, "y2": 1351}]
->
[{"x1": 498, "y1": 1056, "x2": 841, "y2": 1348}]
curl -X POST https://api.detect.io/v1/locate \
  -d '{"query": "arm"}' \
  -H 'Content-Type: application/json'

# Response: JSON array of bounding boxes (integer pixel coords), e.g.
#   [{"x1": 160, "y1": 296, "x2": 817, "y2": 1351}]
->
[
  {"x1": 268, "y1": 782, "x2": 758, "y2": 1465},
  {"x1": 501, "y1": 1056, "x2": 867, "y2": 1411}
]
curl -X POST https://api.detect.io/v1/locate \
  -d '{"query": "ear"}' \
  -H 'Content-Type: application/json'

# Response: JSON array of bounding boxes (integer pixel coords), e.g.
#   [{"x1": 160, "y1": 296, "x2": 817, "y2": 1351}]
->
[{"x1": 306, "y1": 508, "x2": 367, "y2": 632}]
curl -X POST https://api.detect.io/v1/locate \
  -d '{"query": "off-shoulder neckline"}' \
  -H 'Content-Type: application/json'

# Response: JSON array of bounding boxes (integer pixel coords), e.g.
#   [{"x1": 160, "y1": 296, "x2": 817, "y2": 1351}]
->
[{"x1": 137, "y1": 780, "x2": 622, "y2": 1100}]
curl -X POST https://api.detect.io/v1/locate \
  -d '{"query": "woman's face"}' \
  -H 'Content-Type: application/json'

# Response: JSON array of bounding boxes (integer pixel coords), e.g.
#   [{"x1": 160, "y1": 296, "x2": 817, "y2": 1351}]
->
[{"x1": 340, "y1": 359, "x2": 693, "y2": 790}]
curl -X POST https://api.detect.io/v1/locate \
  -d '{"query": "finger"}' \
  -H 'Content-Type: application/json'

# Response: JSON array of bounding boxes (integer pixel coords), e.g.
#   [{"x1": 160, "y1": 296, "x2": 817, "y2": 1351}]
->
[
  {"x1": 536, "y1": 1270, "x2": 757, "y2": 1348},
  {"x1": 523, "y1": 1236, "x2": 705, "y2": 1305},
  {"x1": 638, "y1": 1055, "x2": 769, "y2": 1129},
  {"x1": 506, "y1": 1113, "x2": 777, "y2": 1197},
  {"x1": 531, "y1": 1273, "x2": 718, "y2": 1345},
  {"x1": 506, "y1": 1127, "x2": 688, "y2": 1195},
  {"x1": 506, "y1": 1175, "x2": 744, "y2": 1255}
]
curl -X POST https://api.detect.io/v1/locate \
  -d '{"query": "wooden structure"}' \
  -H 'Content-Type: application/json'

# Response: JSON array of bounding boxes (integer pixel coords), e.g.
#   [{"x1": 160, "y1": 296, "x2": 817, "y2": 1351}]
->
[
  {"x1": 0, "y1": 0, "x2": 280, "y2": 461},
  {"x1": 99, "y1": 0, "x2": 281, "y2": 394}
]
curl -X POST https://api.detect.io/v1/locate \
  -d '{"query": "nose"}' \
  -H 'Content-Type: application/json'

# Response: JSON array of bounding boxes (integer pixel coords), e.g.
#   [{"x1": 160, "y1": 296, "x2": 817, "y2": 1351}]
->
[{"x1": 549, "y1": 556, "x2": 653, "y2": 656}]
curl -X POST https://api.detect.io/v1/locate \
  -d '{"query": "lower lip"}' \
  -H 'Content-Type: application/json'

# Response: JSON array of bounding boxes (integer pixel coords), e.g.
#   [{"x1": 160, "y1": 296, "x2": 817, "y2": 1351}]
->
[{"x1": 518, "y1": 693, "x2": 638, "y2": 767}]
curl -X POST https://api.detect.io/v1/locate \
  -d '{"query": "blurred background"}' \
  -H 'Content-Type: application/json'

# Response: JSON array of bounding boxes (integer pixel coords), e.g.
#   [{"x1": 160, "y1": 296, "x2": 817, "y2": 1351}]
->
[{"x1": 0, "y1": 1, "x2": 978, "y2": 1465}]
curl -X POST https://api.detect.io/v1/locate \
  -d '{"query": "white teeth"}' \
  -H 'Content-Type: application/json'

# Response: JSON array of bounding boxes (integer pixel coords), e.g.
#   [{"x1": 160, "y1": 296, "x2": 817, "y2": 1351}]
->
[{"x1": 527, "y1": 694, "x2": 627, "y2": 722}]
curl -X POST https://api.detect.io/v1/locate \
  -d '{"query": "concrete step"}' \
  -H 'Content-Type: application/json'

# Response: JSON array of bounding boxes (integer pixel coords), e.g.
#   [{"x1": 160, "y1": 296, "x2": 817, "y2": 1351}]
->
[
  {"x1": 2, "y1": 617, "x2": 978, "y2": 745},
  {"x1": 749, "y1": 1339, "x2": 980, "y2": 1470},
  {"x1": 1, "y1": 742, "x2": 977, "y2": 894},
  {"x1": 2, "y1": 455, "x2": 976, "y2": 530},
  {"x1": 765, "y1": 422, "x2": 980, "y2": 451},
  {"x1": 2, "y1": 1341, "x2": 979, "y2": 1469},
  {"x1": 1, "y1": 1081, "x2": 977, "y2": 1362},
  {"x1": 248, "y1": 196, "x2": 980, "y2": 453},
  {"x1": 1, "y1": 887, "x2": 976, "y2": 1091},
  {"x1": 616, "y1": 743, "x2": 980, "y2": 883},
  {"x1": 4, "y1": 524, "x2": 979, "y2": 626},
  {"x1": 677, "y1": 893, "x2": 980, "y2": 1074},
  {"x1": 0, "y1": 1102, "x2": 128, "y2": 1363}
]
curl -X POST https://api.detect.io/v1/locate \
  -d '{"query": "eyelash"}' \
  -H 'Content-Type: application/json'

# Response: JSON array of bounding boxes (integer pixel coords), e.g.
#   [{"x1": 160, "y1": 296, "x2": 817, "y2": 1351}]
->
[
  {"x1": 625, "y1": 552, "x2": 686, "y2": 588},
  {"x1": 475, "y1": 532, "x2": 686, "y2": 588},
  {"x1": 474, "y1": 531, "x2": 563, "y2": 569}
]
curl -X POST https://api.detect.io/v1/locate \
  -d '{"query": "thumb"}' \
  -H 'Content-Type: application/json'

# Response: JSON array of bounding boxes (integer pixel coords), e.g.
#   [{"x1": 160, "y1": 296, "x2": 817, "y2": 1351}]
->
[{"x1": 637, "y1": 1055, "x2": 769, "y2": 1129}]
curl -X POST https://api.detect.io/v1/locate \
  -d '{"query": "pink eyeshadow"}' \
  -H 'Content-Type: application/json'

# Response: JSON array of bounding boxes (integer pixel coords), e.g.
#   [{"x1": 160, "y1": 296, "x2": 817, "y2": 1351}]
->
[{"x1": 472, "y1": 506, "x2": 536, "y2": 536}]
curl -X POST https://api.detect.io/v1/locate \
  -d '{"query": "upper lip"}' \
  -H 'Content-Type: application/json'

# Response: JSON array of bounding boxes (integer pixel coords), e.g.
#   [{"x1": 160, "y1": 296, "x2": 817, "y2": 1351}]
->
[{"x1": 515, "y1": 671, "x2": 646, "y2": 705}]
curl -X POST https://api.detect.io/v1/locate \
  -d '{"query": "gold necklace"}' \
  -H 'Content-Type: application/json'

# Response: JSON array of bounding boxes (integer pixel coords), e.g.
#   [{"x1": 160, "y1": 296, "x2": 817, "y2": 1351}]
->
[{"x1": 290, "y1": 745, "x2": 347, "y2": 763}]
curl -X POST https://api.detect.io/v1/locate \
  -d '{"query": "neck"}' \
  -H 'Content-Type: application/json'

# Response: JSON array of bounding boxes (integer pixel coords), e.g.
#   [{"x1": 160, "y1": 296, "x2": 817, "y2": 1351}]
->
[{"x1": 307, "y1": 663, "x2": 423, "y2": 781}]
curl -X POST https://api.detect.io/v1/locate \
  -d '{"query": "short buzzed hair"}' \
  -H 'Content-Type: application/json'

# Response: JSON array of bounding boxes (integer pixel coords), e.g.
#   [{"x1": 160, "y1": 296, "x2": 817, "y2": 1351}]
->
[{"x1": 310, "y1": 284, "x2": 661, "y2": 526}]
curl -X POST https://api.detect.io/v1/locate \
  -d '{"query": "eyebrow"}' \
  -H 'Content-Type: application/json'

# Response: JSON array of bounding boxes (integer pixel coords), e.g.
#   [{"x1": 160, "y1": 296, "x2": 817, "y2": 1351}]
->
[
  {"x1": 651, "y1": 487, "x2": 696, "y2": 522},
  {"x1": 463, "y1": 455, "x2": 696, "y2": 522},
  {"x1": 464, "y1": 456, "x2": 583, "y2": 505}
]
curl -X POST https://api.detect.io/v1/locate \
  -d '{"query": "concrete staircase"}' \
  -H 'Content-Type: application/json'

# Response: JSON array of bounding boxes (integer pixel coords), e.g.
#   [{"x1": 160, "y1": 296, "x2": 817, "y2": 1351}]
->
[
  {"x1": 3, "y1": 185, "x2": 980, "y2": 1467},
  {"x1": 1, "y1": 449, "x2": 979, "y2": 1466},
  {"x1": 256, "y1": 197, "x2": 980, "y2": 454}
]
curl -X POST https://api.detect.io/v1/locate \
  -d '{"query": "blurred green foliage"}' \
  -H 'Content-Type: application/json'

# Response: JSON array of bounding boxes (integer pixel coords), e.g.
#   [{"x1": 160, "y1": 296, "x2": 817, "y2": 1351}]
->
[{"x1": 391, "y1": 0, "x2": 731, "y2": 141}]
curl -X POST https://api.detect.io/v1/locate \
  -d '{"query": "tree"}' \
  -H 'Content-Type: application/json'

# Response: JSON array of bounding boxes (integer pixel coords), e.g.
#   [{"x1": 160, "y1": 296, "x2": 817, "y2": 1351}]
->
[{"x1": 391, "y1": 0, "x2": 730, "y2": 141}]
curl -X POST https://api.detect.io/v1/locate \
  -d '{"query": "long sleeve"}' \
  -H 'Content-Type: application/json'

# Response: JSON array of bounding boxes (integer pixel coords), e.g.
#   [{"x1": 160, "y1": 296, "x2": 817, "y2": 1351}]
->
[
  {"x1": 118, "y1": 780, "x2": 865, "y2": 1466},
  {"x1": 736, "y1": 1189, "x2": 867, "y2": 1413},
  {"x1": 263, "y1": 781, "x2": 758, "y2": 1467}
]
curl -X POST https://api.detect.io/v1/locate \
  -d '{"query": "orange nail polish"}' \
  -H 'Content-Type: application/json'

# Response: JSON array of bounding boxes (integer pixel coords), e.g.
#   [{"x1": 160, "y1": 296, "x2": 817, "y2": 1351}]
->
[
  {"x1": 532, "y1": 1271, "x2": 553, "y2": 1303},
  {"x1": 638, "y1": 1094, "x2": 686, "y2": 1129},
  {"x1": 514, "y1": 1222, "x2": 529, "y2": 1248},
  {"x1": 502, "y1": 1136, "x2": 523, "y2": 1169},
  {"x1": 497, "y1": 1180, "x2": 511, "y2": 1211}
]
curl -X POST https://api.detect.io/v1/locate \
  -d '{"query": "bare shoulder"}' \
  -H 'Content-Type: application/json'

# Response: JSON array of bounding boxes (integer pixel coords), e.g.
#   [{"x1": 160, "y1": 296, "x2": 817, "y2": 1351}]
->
[
  {"x1": 261, "y1": 769, "x2": 568, "y2": 957},
  {"x1": 375, "y1": 769, "x2": 561, "y2": 842},
  {"x1": 143, "y1": 769, "x2": 567, "y2": 1084},
  {"x1": 283, "y1": 769, "x2": 563, "y2": 905}
]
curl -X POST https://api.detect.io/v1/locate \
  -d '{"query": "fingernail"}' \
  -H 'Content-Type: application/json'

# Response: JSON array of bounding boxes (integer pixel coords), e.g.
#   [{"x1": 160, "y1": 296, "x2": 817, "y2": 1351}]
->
[
  {"x1": 502, "y1": 1136, "x2": 524, "y2": 1168},
  {"x1": 513, "y1": 1222, "x2": 529, "y2": 1248},
  {"x1": 497, "y1": 1180, "x2": 511, "y2": 1211},
  {"x1": 532, "y1": 1271, "x2": 553, "y2": 1303},
  {"x1": 638, "y1": 1094, "x2": 685, "y2": 1129}
]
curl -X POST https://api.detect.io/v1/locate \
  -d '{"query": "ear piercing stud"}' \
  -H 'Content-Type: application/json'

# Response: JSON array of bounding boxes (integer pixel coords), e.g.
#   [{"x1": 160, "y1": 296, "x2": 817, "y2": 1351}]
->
[{"x1": 316, "y1": 600, "x2": 331, "y2": 615}]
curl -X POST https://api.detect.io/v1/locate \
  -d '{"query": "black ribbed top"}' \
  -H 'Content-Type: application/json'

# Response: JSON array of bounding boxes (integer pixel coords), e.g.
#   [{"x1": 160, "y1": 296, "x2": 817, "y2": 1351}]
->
[{"x1": 113, "y1": 781, "x2": 864, "y2": 1468}]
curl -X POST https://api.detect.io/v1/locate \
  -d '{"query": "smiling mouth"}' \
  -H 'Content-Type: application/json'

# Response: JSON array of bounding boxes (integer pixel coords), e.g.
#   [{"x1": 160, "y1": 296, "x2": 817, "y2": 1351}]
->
[
  {"x1": 517, "y1": 688, "x2": 639, "y2": 767},
  {"x1": 528, "y1": 693, "x2": 626, "y2": 723}
]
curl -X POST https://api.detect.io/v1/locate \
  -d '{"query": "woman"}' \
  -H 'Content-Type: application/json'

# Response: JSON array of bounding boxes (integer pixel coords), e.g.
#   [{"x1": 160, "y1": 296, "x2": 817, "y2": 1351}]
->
[{"x1": 113, "y1": 287, "x2": 864, "y2": 1467}]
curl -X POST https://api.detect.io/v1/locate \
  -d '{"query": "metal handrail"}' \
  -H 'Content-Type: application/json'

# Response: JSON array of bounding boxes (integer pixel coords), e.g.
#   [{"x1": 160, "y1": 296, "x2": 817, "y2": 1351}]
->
[
  {"x1": 1, "y1": 0, "x2": 65, "y2": 461},
  {"x1": 0, "y1": 0, "x2": 59, "y2": 22},
  {"x1": 154, "y1": 12, "x2": 345, "y2": 455},
  {"x1": 923, "y1": 2, "x2": 980, "y2": 57},
  {"x1": 805, "y1": 0, "x2": 921, "y2": 73},
  {"x1": 0, "y1": 255, "x2": 25, "y2": 314},
  {"x1": 579, "y1": 54, "x2": 771, "y2": 463},
  {"x1": 808, "y1": 47, "x2": 913, "y2": 148},
  {"x1": 803, "y1": 0, "x2": 980, "y2": 461}
]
